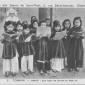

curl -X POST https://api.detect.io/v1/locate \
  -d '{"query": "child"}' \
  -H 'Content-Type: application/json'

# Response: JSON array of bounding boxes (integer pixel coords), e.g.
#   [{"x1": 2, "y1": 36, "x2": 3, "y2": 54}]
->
[
  {"x1": 68, "y1": 17, "x2": 84, "y2": 72},
  {"x1": 36, "y1": 20, "x2": 51, "y2": 75},
  {"x1": 16, "y1": 21, "x2": 24, "y2": 70},
  {"x1": 1, "y1": 21, "x2": 19, "y2": 77},
  {"x1": 62, "y1": 19, "x2": 71, "y2": 67},
  {"x1": 21, "y1": 26, "x2": 35, "y2": 75},
  {"x1": 50, "y1": 20, "x2": 66, "y2": 72},
  {"x1": 30, "y1": 20, "x2": 39, "y2": 63}
]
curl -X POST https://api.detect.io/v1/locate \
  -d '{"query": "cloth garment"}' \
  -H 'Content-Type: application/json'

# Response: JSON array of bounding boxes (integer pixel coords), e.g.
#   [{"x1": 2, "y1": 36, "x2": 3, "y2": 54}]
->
[
  {"x1": 3, "y1": 55, "x2": 19, "y2": 75},
  {"x1": 21, "y1": 55, "x2": 34, "y2": 72}
]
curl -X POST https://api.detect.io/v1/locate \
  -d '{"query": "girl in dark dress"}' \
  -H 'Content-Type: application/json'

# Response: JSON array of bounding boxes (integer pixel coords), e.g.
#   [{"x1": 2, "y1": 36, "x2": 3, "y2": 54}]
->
[
  {"x1": 62, "y1": 19, "x2": 71, "y2": 67},
  {"x1": 36, "y1": 20, "x2": 51, "y2": 75},
  {"x1": 30, "y1": 20, "x2": 39, "y2": 63},
  {"x1": 16, "y1": 21, "x2": 24, "y2": 70},
  {"x1": 68, "y1": 17, "x2": 84, "y2": 72},
  {"x1": 1, "y1": 21, "x2": 19, "y2": 77},
  {"x1": 50, "y1": 20, "x2": 66, "y2": 72}
]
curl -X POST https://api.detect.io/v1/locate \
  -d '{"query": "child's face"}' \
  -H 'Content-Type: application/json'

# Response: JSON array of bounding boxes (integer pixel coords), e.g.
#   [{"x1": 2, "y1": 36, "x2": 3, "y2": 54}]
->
[
  {"x1": 17, "y1": 25, "x2": 23, "y2": 31},
  {"x1": 33, "y1": 22, "x2": 38, "y2": 28},
  {"x1": 41, "y1": 22, "x2": 46, "y2": 28},
  {"x1": 64, "y1": 21, "x2": 70, "y2": 29},
  {"x1": 74, "y1": 19, "x2": 81, "y2": 27},
  {"x1": 7, "y1": 24, "x2": 14, "y2": 31},
  {"x1": 55, "y1": 26, "x2": 61, "y2": 31},
  {"x1": 24, "y1": 28, "x2": 30, "y2": 34}
]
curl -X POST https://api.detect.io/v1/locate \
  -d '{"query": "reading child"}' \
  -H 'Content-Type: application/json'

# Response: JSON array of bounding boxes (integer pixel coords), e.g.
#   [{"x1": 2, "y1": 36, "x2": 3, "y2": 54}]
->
[
  {"x1": 50, "y1": 20, "x2": 66, "y2": 72},
  {"x1": 68, "y1": 17, "x2": 84, "y2": 72}
]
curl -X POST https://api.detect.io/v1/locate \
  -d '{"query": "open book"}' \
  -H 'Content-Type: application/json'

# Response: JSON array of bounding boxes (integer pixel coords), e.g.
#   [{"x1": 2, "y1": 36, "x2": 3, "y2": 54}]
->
[{"x1": 53, "y1": 30, "x2": 67, "y2": 40}]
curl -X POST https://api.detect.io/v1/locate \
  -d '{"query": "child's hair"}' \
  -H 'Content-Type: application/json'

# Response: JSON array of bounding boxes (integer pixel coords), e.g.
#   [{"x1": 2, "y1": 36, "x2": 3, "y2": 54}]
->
[
  {"x1": 62, "y1": 19, "x2": 71, "y2": 29},
  {"x1": 73, "y1": 17, "x2": 82, "y2": 27},
  {"x1": 51, "y1": 20, "x2": 61, "y2": 38},
  {"x1": 16, "y1": 21, "x2": 23, "y2": 26},
  {"x1": 31, "y1": 16, "x2": 37, "y2": 23},
  {"x1": 53, "y1": 20, "x2": 61, "y2": 28},
  {"x1": 22, "y1": 21, "x2": 29, "y2": 29},
  {"x1": 31, "y1": 19, "x2": 38, "y2": 28},
  {"x1": 4, "y1": 21, "x2": 16, "y2": 32},
  {"x1": 52, "y1": 20, "x2": 61, "y2": 33},
  {"x1": 16, "y1": 21, "x2": 23, "y2": 30}
]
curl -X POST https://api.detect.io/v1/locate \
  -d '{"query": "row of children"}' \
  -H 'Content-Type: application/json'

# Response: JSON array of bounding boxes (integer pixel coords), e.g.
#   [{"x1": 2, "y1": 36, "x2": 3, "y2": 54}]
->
[{"x1": 0, "y1": 8, "x2": 85, "y2": 77}]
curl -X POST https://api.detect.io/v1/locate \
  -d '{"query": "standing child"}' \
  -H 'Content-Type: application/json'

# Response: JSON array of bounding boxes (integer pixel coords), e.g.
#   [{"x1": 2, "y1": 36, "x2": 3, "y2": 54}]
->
[
  {"x1": 16, "y1": 21, "x2": 24, "y2": 70},
  {"x1": 1, "y1": 21, "x2": 19, "y2": 77},
  {"x1": 30, "y1": 20, "x2": 39, "y2": 63},
  {"x1": 50, "y1": 20, "x2": 66, "y2": 72},
  {"x1": 68, "y1": 17, "x2": 84, "y2": 72},
  {"x1": 21, "y1": 26, "x2": 35, "y2": 75},
  {"x1": 62, "y1": 19, "x2": 71, "y2": 67},
  {"x1": 36, "y1": 20, "x2": 51, "y2": 75}
]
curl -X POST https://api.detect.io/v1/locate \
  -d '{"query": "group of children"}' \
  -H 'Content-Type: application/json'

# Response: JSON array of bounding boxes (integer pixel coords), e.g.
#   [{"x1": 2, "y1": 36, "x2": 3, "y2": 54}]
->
[{"x1": 1, "y1": 8, "x2": 85, "y2": 77}]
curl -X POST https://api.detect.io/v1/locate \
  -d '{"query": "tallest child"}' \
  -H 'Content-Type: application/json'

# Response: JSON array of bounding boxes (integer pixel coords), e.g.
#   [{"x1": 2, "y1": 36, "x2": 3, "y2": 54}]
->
[{"x1": 68, "y1": 17, "x2": 84, "y2": 72}]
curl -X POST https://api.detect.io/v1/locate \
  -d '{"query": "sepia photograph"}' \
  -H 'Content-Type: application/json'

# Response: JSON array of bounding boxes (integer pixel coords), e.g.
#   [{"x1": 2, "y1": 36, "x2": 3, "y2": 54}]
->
[{"x1": 0, "y1": 7, "x2": 85, "y2": 83}]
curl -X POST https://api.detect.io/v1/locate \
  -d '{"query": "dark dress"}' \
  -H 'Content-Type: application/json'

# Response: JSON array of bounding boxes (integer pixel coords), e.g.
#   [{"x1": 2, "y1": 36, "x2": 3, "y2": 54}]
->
[
  {"x1": 63, "y1": 29, "x2": 71, "y2": 66},
  {"x1": 2, "y1": 31, "x2": 17, "y2": 59},
  {"x1": 51, "y1": 31, "x2": 66, "y2": 59},
  {"x1": 16, "y1": 32, "x2": 24, "y2": 69},
  {"x1": 37, "y1": 36, "x2": 50, "y2": 72},
  {"x1": 22, "y1": 33, "x2": 34, "y2": 56},
  {"x1": 68, "y1": 27, "x2": 84, "y2": 69},
  {"x1": 30, "y1": 27, "x2": 39, "y2": 63}
]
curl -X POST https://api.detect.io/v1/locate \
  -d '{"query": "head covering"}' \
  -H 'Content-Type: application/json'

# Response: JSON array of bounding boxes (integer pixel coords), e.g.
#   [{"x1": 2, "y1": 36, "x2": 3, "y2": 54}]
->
[
  {"x1": 5, "y1": 8, "x2": 19, "y2": 22},
  {"x1": 7, "y1": 8, "x2": 17, "y2": 16}
]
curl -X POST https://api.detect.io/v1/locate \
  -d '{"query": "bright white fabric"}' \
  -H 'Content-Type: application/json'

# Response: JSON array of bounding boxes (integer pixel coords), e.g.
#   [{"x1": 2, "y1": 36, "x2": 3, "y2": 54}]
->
[
  {"x1": 50, "y1": 58, "x2": 64, "y2": 72},
  {"x1": 21, "y1": 55, "x2": 34, "y2": 72},
  {"x1": 3, "y1": 56, "x2": 19, "y2": 75},
  {"x1": 3, "y1": 59, "x2": 11, "y2": 75}
]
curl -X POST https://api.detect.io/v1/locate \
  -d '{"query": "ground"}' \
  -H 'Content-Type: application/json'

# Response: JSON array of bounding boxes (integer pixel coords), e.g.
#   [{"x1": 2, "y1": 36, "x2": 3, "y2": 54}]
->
[{"x1": 0, "y1": 59, "x2": 85, "y2": 79}]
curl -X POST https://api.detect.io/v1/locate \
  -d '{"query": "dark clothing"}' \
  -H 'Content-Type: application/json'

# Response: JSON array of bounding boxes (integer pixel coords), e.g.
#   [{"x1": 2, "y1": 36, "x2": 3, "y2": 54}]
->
[
  {"x1": 51, "y1": 31, "x2": 66, "y2": 59},
  {"x1": 2, "y1": 31, "x2": 17, "y2": 59},
  {"x1": 16, "y1": 33, "x2": 24, "y2": 69},
  {"x1": 63, "y1": 29, "x2": 71, "y2": 58},
  {"x1": 51, "y1": 40, "x2": 66, "y2": 59},
  {"x1": 38, "y1": 37, "x2": 49, "y2": 62},
  {"x1": 37, "y1": 37, "x2": 50, "y2": 72},
  {"x1": 68, "y1": 27, "x2": 84, "y2": 68},
  {"x1": 22, "y1": 33, "x2": 34, "y2": 56}
]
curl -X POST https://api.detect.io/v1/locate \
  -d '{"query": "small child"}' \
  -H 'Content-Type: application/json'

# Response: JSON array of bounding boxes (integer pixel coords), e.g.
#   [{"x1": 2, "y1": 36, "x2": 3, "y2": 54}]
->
[
  {"x1": 68, "y1": 17, "x2": 84, "y2": 72},
  {"x1": 21, "y1": 25, "x2": 35, "y2": 75},
  {"x1": 1, "y1": 21, "x2": 19, "y2": 77}
]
